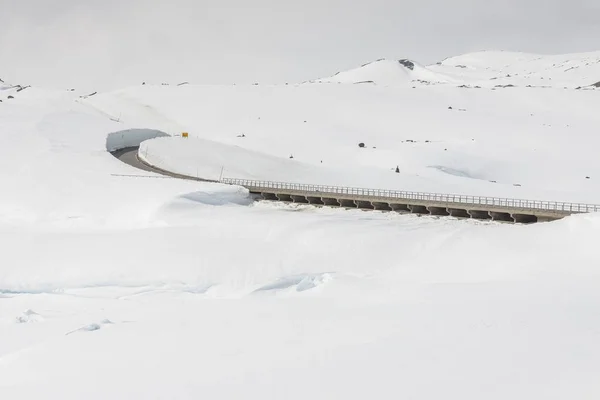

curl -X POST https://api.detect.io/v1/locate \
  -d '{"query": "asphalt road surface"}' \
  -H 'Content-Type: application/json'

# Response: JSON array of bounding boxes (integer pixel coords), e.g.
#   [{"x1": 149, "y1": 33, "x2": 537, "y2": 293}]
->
[{"x1": 111, "y1": 146, "x2": 215, "y2": 182}]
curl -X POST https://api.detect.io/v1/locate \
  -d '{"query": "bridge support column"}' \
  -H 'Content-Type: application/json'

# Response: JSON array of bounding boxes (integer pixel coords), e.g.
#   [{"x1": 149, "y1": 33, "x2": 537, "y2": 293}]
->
[
  {"x1": 276, "y1": 193, "x2": 293, "y2": 202},
  {"x1": 307, "y1": 196, "x2": 324, "y2": 205},
  {"x1": 262, "y1": 192, "x2": 278, "y2": 201},
  {"x1": 372, "y1": 202, "x2": 392, "y2": 211},
  {"x1": 322, "y1": 197, "x2": 340, "y2": 206},
  {"x1": 390, "y1": 204, "x2": 410, "y2": 212},
  {"x1": 468, "y1": 210, "x2": 491, "y2": 220},
  {"x1": 408, "y1": 205, "x2": 429, "y2": 215},
  {"x1": 448, "y1": 208, "x2": 470, "y2": 218},
  {"x1": 339, "y1": 199, "x2": 357, "y2": 208},
  {"x1": 511, "y1": 214, "x2": 537, "y2": 224},
  {"x1": 291, "y1": 195, "x2": 309, "y2": 204},
  {"x1": 490, "y1": 212, "x2": 513, "y2": 222},
  {"x1": 356, "y1": 200, "x2": 374, "y2": 210},
  {"x1": 427, "y1": 206, "x2": 450, "y2": 216}
]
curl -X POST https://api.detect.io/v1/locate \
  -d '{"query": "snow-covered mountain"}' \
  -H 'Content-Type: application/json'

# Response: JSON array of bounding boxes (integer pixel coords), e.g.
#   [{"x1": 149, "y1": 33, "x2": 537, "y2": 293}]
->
[
  {"x1": 1, "y1": 50, "x2": 600, "y2": 399},
  {"x1": 315, "y1": 50, "x2": 600, "y2": 89}
]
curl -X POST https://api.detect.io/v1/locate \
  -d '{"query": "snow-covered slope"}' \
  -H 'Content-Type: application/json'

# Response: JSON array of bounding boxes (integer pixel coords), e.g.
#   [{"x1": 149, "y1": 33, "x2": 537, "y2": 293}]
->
[
  {"x1": 2, "y1": 50, "x2": 600, "y2": 399},
  {"x1": 314, "y1": 51, "x2": 600, "y2": 89},
  {"x1": 315, "y1": 58, "x2": 455, "y2": 85},
  {"x1": 433, "y1": 50, "x2": 600, "y2": 88},
  {"x1": 85, "y1": 75, "x2": 600, "y2": 204}
]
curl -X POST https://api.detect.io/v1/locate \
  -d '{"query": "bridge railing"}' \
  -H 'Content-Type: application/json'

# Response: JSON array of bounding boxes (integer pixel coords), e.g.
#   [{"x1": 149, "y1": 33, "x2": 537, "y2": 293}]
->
[{"x1": 221, "y1": 178, "x2": 600, "y2": 214}]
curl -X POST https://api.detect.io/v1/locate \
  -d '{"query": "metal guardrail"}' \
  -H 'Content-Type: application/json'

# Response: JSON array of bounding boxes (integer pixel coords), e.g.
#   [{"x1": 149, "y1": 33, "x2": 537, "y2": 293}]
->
[{"x1": 221, "y1": 178, "x2": 600, "y2": 214}]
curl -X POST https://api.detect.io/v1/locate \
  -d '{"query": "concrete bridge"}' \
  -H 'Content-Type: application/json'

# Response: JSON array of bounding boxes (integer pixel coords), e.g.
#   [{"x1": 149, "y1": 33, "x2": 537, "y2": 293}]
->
[
  {"x1": 221, "y1": 178, "x2": 600, "y2": 223},
  {"x1": 110, "y1": 145, "x2": 599, "y2": 224}
]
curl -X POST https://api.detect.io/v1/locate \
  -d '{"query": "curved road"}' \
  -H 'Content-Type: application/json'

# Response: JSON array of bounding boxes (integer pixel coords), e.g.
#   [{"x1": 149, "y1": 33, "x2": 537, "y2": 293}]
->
[{"x1": 111, "y1": 147, "x2": 216, "y2": 182}]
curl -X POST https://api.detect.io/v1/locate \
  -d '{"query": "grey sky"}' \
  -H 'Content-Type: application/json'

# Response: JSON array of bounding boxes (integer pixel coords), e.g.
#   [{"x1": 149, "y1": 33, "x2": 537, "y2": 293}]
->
[{"x1": 1, "y1": 0, "x2": 599, "y2": 90}]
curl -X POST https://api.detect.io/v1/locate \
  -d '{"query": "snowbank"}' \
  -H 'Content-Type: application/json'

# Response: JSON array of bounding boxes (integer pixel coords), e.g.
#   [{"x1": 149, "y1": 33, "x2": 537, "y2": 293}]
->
[
  {"x1": 105, "y1": 128, "x2": 170, "y2": 152},
  {"x1": 2, "y1": 50, "x2": 600, "y2": 399}
]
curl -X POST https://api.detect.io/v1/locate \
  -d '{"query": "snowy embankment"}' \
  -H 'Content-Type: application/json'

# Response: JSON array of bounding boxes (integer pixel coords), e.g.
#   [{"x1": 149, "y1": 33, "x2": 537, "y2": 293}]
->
[
  {"x1": 1, "y1": 51, "x2": 600, "y2": 399},
  {"x1": 86, "y1": 52, "x2": 600, "y2": 204}
]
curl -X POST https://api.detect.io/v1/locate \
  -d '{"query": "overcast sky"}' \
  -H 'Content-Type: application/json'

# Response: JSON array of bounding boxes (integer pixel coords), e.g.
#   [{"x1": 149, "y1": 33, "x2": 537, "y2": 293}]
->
[{"x1": 1, "y1": 0, "x2": 599, "y2": 90}]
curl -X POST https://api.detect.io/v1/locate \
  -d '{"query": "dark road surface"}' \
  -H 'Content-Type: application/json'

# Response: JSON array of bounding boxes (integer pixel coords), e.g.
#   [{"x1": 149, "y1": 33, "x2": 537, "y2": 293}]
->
[{"x1": 111, "y1": 147, "x2": 216, "y2": 182}]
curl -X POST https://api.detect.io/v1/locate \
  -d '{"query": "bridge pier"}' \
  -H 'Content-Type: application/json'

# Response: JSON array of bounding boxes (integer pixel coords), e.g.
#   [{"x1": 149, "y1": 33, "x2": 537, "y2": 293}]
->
[
  {"x1": 262, "y1": 192, "x2": 278, "y2": 201},
  {"x1": 512, "y1": 214, "x2": 537, "y2": 224},
  {"x1": 448, "y1": 208, "x2": 470, "y2": 218},
  {"x1": 276, "y1": 193, "x2": 293, "y2": 202},
  {"x1": 322, "y1": 197, "x2": 340, "y2": 206},
  {"x1": 490, "y1": 211, "x2": 513, "y2": 222},
  {"x1": 307, "y1": 196, "x2": 324, "y2": 205},
  {"x1": 291, "y1": 195, "x2": 309, "y2": 204},
  {"x1": 408, "y1": 205, "x2": 429, "y2": 215},
  {"x1": 427, "y1": 206, "x2": 450, "y2": 216},
  {"x1": 372, "y1": 202, "x2": 392, "y2": 211},
  {"x1": 339, "y1": 199, "x2": 357, "y2": 208},
  {"x1": 390, "y1": 203, "x2": 410, "y2": 212},
  {"x1": 356, "y1": 200, "x2": 374, "y2": 210},
  {"x1": 247, "y1": 190, "x2": 573, "y2": 224},
  {"x1": 468, "y1": 210, "x2": 491, "y2": 220}
]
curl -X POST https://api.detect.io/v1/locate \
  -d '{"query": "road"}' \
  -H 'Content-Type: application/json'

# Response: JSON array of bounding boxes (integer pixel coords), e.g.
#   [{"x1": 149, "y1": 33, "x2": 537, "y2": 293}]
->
[
  {"x1": 111, "y1": 147, "x2": 599, "y2": 223},
  {"x1": 111, "y1": 147, "x2": 215, "y2": 182}
]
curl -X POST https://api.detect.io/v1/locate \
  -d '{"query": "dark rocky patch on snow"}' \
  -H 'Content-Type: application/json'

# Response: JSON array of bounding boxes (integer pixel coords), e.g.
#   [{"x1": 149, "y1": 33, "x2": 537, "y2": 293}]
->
[{"x1": 398, "y1": 59, "x2": 415, "y2": 70}]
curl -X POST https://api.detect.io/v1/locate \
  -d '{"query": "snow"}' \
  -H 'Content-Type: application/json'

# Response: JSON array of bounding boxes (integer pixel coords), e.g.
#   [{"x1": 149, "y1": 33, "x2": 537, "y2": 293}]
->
[{"x1": 1, "y1": 50, "x2": 600, "y2": 399}]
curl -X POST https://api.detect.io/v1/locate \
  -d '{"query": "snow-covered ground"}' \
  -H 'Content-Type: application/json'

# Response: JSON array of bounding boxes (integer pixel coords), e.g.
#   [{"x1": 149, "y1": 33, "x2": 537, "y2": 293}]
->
[{"x1": 1, "y1": 51, "x2": 600, "y2": 399}]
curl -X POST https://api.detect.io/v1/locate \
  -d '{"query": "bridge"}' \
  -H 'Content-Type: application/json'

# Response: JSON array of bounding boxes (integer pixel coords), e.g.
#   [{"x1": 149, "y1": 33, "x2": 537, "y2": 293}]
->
[
  {"x1": 221, "y1": 178, "x2": 600, "y2": 223},
  {"x1": 111, "y1": 145, "x2": 600, "y2": 224}
]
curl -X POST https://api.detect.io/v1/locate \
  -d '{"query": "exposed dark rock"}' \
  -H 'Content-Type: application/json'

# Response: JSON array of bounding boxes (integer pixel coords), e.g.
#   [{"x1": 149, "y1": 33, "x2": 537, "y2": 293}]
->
[
  {"x1": 354, "y1": 80, "x2": 374, "y2": 84},
  {"x1": 358, "y1": 142, "x2": 365, "y2": 148},
  {"x1": 398, "y1": 59, "x2": 415, "y2": 70},
  {"x1": 7, "y1": 95, "x2": 14, "y2": 99},
  {"x1": 592, "y1": 81, "x2": 600, "y2": 87},
  {"x1": 395, "y1": 166, "x2": 400, "y2": 173}
]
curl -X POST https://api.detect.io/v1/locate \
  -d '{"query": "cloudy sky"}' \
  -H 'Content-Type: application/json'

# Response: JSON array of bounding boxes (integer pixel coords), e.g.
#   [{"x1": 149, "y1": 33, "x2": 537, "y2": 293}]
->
[{"x1": 1, "y1": 0, "x2": 599, "y2": 90}]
